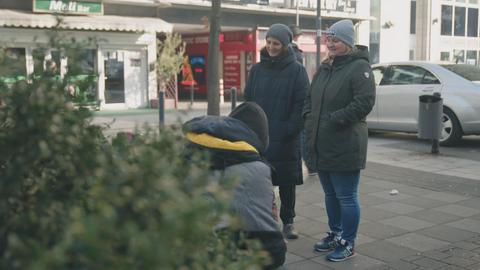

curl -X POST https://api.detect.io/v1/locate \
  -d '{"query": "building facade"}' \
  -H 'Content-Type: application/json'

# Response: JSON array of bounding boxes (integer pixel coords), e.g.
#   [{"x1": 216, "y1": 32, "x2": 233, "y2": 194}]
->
[
  {"x1": 1, "y1": 0, "x2": 376, "y2": 108},
  {"x1": 0, "y1": 0, "x2": 172, "y2": 109},
  {"x1": 370, "y1": 0, "x2": 480, "y2": 66},
  {"x1": 159, "y1": 0, "x2": 372, "y2": 98},
  {"x1": 424, "y1": 0, "x2": 480, "y2": 65}
]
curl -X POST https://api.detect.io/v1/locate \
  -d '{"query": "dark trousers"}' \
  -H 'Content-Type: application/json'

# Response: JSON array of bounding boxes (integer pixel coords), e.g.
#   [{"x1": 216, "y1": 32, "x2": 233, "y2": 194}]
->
[{"x1": 279, "y1": 185, "x2": 296, "y2": 225}]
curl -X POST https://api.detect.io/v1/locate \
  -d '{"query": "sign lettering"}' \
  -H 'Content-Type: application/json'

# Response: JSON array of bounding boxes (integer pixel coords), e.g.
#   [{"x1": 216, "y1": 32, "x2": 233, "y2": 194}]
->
[{"x1": 34, "y1": 0, "x2": 103, "y2": 15}]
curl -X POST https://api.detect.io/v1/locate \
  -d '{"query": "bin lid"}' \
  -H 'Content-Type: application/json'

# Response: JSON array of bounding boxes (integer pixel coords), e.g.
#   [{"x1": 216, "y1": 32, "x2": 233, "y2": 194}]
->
[{"x1": 419, "y1": 94, "x2": 442, "y2": 103}]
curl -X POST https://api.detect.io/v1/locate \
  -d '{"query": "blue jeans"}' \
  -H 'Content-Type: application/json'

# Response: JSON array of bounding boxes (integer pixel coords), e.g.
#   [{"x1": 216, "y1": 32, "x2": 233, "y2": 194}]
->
[{"x1": 318, "y1": 171, "x2": 360, "y2": 244}]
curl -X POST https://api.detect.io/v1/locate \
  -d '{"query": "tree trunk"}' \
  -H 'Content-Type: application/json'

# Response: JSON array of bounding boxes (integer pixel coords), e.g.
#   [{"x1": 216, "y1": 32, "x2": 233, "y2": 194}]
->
[{"x1": 207, "y1": 0, "x2": 221, "y2": 116}]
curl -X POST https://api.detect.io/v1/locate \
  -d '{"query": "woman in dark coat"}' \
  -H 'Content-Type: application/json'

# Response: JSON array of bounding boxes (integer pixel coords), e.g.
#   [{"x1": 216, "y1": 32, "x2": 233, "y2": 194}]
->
[
  {"x1": 244, "y1": 23, "x2": 309, "y2": 239},
  {"x1": 303, "y1": 19, "x2": 375, "y2": 262}
]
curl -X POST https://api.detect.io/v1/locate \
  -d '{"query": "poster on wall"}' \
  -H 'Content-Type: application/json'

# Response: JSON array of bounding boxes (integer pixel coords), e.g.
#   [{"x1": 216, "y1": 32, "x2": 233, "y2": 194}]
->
[{"x1": 223, "y1": 51, "x2": 241, "y2": 91}]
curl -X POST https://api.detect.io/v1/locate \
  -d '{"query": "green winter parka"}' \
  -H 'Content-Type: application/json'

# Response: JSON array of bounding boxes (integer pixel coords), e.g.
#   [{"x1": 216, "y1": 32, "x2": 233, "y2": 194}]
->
[{"x1": 303, "y1": 45, "x2": 376, "y2": 172}]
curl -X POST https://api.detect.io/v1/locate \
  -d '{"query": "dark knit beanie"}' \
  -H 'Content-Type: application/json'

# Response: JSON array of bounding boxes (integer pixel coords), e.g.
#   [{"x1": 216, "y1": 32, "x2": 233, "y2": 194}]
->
[
  {"x1": 229, "y1": 102, "x2": 269, "y2": 149},
  {"x1": 326, "y1": 19, "x2": 355, "y2": 48},
  {"x1": 266, "y1": 23, "x2": 293, "y2": 46},
  {"x1": 289, "y1": 24, "x2": 303, "y2": 37}
]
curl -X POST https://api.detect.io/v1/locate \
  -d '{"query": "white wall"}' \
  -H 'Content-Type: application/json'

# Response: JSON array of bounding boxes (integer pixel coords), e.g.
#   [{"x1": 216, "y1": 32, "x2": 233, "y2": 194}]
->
[{"x1": 379, "y1": 0, "x2": 410, "y2": 62}]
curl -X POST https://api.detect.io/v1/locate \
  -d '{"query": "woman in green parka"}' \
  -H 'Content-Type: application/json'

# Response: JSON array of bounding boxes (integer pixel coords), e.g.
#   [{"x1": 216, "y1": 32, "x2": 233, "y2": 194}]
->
[{"x1": 303, "y1": 19, "x2": 375, "y2": 262}]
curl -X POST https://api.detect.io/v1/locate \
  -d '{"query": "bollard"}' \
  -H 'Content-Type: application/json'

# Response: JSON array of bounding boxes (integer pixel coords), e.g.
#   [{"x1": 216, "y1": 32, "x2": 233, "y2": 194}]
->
[
  {"x1": 230, "y1": 87, "x2": 237, "y2": 111},
  {"x1": 190, "y1": 83, "x2": 194, "y2": 105},
  {"x1": 159, "y1": 90, "x2": 165, "y2": 129},
  {"x1": 219, "y1": 78, "x2": 224, "y2": 104}
]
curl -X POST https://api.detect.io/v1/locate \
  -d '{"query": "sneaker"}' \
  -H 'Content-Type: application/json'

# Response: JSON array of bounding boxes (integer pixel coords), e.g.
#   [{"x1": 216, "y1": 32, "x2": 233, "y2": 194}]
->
[
  {"x1": 314, "y1": 231, "x2": 340, "y2": 252},
  {"x1": 308, "y1": 172, "x2": 318, "y2": 177},
  {"x1": 326, "y1": 239, "x2": 355, "y2": 262},
  {"x1": 282, "y1": 224, "x2": 299, "y2": 239}
]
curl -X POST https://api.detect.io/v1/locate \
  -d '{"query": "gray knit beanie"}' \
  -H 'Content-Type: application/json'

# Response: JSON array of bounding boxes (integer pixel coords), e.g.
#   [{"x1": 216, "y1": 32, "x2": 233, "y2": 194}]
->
[
  {"x1": 326, "y1": 19, "x2": 355, "y2": 48},
  {"x1": 266, "y1": 23, "x2": 293, "y2": 46}
]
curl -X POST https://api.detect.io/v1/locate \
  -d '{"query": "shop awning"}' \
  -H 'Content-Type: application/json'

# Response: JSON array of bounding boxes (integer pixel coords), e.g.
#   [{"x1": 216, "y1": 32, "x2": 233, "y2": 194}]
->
[{"x1": 0, "y1": 9, "x2": 172, "y2": 33}]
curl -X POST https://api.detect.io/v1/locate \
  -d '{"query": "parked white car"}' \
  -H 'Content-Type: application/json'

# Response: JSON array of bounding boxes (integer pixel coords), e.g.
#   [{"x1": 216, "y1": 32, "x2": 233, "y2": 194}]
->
[{"x1": 368, "y1": 62, "x2": 480, "y2": 146}]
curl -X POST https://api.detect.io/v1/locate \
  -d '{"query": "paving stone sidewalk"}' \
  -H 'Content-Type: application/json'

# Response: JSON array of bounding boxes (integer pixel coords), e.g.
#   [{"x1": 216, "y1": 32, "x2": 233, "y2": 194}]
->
[{"x1": 285, "y1": 162, "x2": 480, "y2": 270}]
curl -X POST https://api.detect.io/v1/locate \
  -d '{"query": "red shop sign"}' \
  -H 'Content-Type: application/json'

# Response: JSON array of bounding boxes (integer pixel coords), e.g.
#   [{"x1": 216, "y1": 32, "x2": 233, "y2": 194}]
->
[{"x1": 223, "y1": 51, "x2": 241, "y2": 90}]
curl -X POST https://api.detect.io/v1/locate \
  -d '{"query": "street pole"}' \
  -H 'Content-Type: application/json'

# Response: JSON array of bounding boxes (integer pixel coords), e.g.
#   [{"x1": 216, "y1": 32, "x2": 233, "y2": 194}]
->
[
  {"x1": 296, "y1": 0, "x2": 299, "y2": 26},
  {"x1": 207, "y1": 0, "x2": 221, "y2": 116},
  {"x1": 316, "y1": 0, "x2": 322, "y2": 69},
  {"x1": 158, "y1": 90, "x2": 165, "y2": 129}
]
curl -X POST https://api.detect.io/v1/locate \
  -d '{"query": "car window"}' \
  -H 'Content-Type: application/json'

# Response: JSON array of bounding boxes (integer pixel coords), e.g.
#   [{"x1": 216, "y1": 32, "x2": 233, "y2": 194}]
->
[
  {"x1": 389, "y1": 65, "x2": 440, "y2": 85},
  {"x1": 390, "y1": 65, "x2": 424, "y2": 85},
  {"x1": 422, "y1": 70, "x2": 440, "y2": 84},
  {"x1": 372, "y1": 67, "x2": 387, "y2": 86}
]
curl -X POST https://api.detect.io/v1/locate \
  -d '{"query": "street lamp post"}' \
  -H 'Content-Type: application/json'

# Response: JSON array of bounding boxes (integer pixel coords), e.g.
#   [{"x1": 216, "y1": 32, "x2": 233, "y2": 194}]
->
[
  {"x1": 296, "y1": 0, "x2": 299, "y2": 25},
  {"x1": 316, "y1": 0, "x2": 322, "y2": 69}
]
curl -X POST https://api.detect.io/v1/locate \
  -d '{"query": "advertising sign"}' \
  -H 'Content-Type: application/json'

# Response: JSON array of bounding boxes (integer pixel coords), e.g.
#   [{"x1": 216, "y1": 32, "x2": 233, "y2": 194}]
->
[
  {"x1": 33, "y1": 0, "x2": 103, "y2": 15},
  {"x1": 223, "y1": 51, "x2": 241, "y2": 91}
]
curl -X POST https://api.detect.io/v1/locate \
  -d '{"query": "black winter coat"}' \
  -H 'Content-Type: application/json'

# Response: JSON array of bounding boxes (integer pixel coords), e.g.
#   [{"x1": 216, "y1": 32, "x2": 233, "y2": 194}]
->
[{"x1": 244, "y1": 47, "x2": 309, "y2": 186}]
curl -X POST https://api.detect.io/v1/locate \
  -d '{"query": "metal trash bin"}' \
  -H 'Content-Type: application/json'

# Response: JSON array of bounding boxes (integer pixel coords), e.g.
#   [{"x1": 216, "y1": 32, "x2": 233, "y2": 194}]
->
[{"x1": 418, "y1": 93, "x2": 443, "y2": 140}]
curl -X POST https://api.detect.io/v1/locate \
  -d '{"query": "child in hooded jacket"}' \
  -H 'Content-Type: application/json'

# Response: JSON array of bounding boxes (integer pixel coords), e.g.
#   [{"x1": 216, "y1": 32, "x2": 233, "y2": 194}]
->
[{"x1": 183, "y1": 102, "x2": 286, "y2": 270}]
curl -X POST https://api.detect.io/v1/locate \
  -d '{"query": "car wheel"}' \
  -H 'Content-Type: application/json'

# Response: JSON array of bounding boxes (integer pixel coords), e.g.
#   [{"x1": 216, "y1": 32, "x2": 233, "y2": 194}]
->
[{"x1": 439, "y1": 107, "x2": 462, "y2": 146}]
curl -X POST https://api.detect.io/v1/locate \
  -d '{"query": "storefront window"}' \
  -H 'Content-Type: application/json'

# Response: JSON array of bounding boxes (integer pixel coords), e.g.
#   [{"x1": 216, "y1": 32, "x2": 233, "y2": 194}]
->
[
  {"x1": 0, "y1": 48, "x2": 27, "y2": 83},
  {"x1": 467, "y1": 8, "x2": 479, "y2": 37},
  {"x1": 67, "y1": 49, "x2": 96, "y2": 75},
  {"x1": 190, "y1": 55, "x2": 206, "y2": 85},
  {"x1": 32, "y1": 49, "x2": 61, "y2": 77},
  {"x1": 66, "y1": 49, "x2": 98, "y2": 104},
  {"x1": 32, "y1": 48, "x2": 47, "y2": 75},
  {"x1": 454, "y1": 6, "x2": 466, "y2": 36},
  {"x1": 441, "y1": 5, "x2": 453, "y2": 35}
]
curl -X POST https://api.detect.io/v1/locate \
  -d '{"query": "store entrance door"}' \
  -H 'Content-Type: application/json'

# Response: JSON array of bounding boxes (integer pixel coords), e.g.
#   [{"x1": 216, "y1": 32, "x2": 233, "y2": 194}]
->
[
  {"x1": 102, "y1": 49, "x2": 147, "y2": 109},
  {"x1": 104, "y1": 51, "x2": 125, "y2": 104}
]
